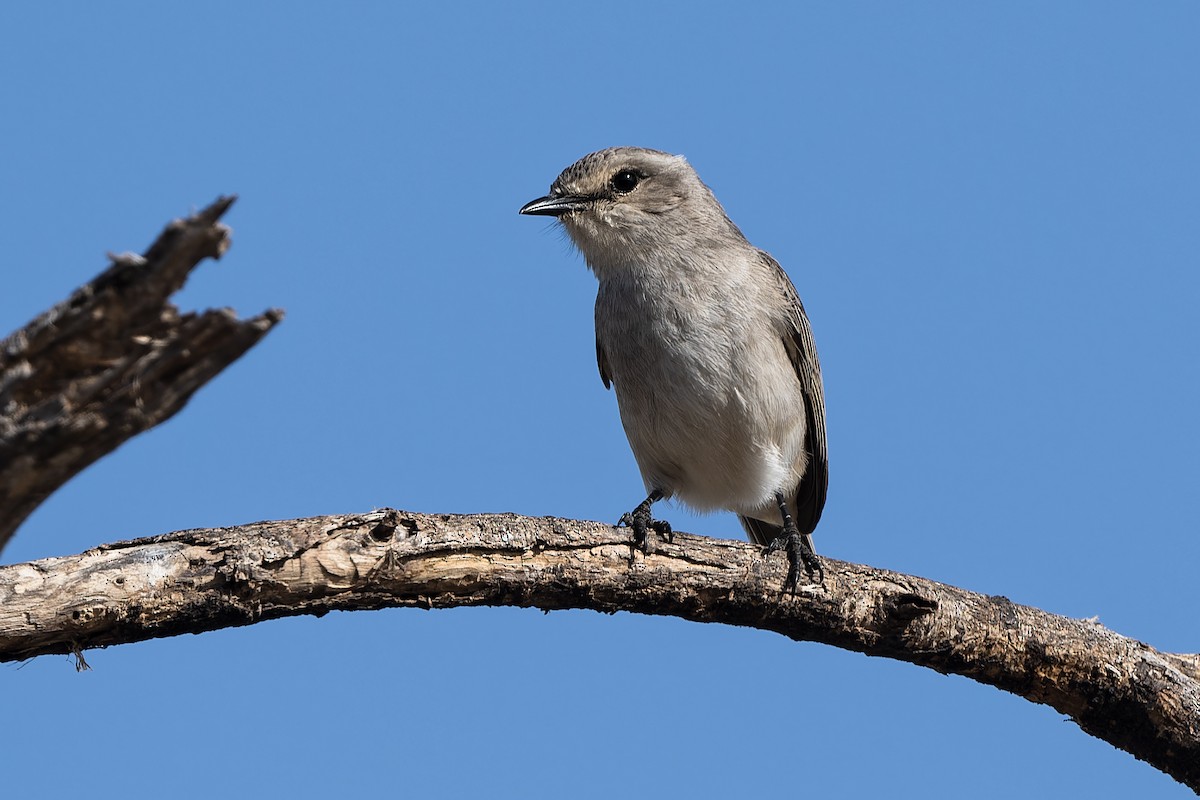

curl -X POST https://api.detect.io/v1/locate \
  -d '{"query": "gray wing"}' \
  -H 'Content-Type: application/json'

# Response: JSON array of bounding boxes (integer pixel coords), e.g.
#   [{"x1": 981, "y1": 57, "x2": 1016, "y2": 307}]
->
[
  {"x1": 762, "y1": 251, "x2": 828, "y2": 537},
  {"x1": 596, "y1": 337, "x2": 612, "y2": 389}
]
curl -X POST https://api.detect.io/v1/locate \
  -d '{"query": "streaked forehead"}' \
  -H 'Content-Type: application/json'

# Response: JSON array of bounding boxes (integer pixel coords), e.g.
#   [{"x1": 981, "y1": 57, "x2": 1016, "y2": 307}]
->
[{"x1": 551, "y1": 147, "x2": 680, "y2": 193}]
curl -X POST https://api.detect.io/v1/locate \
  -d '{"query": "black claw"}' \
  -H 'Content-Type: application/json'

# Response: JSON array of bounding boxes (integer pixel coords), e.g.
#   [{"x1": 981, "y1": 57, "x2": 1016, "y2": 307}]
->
[
  {"x1": 800, "y1": 541, "x2": 824, "y2": 584},
  {"x1": 767, "y1": 492, "x2": 825, "y2": 593},
  {"x1": 617, "y1": 490, "x2": 670, "y2": 553},
  {"x1": 764, "y1": 530, "x2": 823, "y2": 593},
  {"x1": 616, "y1": 509, "x2": 646, "y2": 548}
]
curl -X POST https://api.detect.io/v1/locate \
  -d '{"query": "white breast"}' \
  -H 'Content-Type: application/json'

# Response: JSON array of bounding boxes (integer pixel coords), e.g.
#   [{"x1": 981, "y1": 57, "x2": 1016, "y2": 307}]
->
[{"x1": 595, "y1": 266, "x2": 807, "y2": 518}]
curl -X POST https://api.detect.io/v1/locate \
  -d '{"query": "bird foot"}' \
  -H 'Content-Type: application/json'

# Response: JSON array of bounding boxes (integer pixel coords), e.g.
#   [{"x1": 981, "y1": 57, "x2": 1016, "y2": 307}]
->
[
  {"x1": 618, "y1": 497, "x2": 673, "y2": 553},
  {"x1": 764, "y1": 527, "x2": 824, "y2": 594}
]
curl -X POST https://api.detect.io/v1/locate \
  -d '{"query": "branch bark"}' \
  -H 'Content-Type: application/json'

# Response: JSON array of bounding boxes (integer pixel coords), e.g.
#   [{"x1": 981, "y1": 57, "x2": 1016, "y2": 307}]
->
[
  {"x1": 2, "y1": 204, "x2": 1195, "y2": 792},
  {"x1": 0, "y1": 509, "x2": 1196, "y2": 791},
  {"x1": 0, "y1": 197, "x2": 282, "y2": 552}
]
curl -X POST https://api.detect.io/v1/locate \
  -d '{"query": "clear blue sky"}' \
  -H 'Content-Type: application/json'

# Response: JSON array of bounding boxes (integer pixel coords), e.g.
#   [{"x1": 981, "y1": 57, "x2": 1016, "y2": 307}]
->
[{"x1": 2, "y1": 3, "x2": 1198, "y2": 797}]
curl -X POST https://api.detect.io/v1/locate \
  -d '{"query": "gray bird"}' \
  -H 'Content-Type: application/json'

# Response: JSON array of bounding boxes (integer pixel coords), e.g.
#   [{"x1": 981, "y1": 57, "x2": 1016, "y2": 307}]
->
[{"x1": 519, "y1": 147, "x2": 826, "y2": 590}]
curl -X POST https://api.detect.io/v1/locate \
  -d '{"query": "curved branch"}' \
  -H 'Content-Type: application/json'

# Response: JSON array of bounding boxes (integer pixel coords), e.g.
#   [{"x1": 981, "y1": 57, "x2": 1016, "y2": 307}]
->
[
  {"x1": 0, "y1": 196, "x2": 283, "y2": 552},
  {"x1": 0, "y1": 509, "x2": 1196, "y2": 790}
]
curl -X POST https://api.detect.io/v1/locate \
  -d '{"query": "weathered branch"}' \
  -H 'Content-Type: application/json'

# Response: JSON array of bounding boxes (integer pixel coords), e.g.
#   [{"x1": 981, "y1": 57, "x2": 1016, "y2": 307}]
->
[
  {"x1": 0, "y1": 197, "x2": 283, "y2": 552},
  {"x1": 0, "y1": 509, "x2": 1196, "y2": 790}
]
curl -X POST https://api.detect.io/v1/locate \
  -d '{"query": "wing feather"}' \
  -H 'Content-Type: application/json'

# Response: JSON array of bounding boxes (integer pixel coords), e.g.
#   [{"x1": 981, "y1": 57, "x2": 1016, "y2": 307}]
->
[
  {"x1": 761, "y1": 252, "x2": 828, "y2": 536},
  {"x1": 596, "y1": 337, "x2": 612, "y2": 389}
]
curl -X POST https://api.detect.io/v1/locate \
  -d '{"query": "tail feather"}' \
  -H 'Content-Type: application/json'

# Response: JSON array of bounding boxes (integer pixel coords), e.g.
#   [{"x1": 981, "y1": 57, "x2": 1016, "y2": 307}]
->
[{"x1": 739, "y1": 515, "x2": 816, "y2": 555}]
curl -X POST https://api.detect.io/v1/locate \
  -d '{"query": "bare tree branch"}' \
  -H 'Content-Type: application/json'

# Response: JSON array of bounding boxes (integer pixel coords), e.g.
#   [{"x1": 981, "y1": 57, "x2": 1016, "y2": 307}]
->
[
  {"x1": 2, "y1": 203, "x2": 1195, "y2": 792},
  {"x1": 0, "y1": 197, "x2": 283, "y2": 552},
  {"x1": 0, "y1": 509, "x2": 1196, "y2": 790}
]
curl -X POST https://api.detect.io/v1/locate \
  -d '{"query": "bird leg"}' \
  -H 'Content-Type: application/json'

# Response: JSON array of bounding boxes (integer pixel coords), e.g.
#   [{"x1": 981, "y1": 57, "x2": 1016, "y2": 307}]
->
[
  {"x1": 764, "y1": 491, "x2": 824, "y2": 592},
  {"x1": 618, "y1": 488, "x2": 673, "y2": 553}
]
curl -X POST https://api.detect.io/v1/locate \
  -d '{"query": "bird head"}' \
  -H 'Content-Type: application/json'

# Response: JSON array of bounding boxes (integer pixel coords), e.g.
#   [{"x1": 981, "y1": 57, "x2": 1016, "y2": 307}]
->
[{"x1": 520, "y1": 147, "x2": 736, "y2": 275}]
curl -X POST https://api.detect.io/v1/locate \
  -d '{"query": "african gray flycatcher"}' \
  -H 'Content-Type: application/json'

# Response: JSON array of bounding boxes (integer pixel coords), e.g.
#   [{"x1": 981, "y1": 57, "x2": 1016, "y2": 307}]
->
[{"x1": 519, "y1": 147, "x2": 827, "y2": 590}]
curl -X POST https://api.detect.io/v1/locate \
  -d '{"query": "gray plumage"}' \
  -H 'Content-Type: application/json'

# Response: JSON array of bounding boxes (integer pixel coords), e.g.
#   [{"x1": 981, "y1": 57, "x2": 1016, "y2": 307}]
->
[{"x1": 520, "y1": 147, "x2": 827, "y2": 584}]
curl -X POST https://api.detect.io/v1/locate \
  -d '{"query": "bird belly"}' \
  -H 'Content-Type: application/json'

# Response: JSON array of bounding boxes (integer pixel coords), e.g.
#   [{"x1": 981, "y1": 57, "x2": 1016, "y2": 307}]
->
[{"x1": 601, "y1": 297, "x2": 807, "y2": 518}]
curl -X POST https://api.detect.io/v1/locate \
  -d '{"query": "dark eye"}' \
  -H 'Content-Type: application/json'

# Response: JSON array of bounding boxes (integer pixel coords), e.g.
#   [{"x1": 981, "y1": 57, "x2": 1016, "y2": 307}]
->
[{"x1": 611, "y1": 170, "x2": 641, "y2": 194}]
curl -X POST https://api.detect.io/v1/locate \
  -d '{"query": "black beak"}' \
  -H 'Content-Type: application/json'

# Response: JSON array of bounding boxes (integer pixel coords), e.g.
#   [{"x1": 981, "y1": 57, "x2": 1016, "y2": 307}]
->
[{"x1": 519, "y1": 194, "x2": 589, "y2": 217}]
